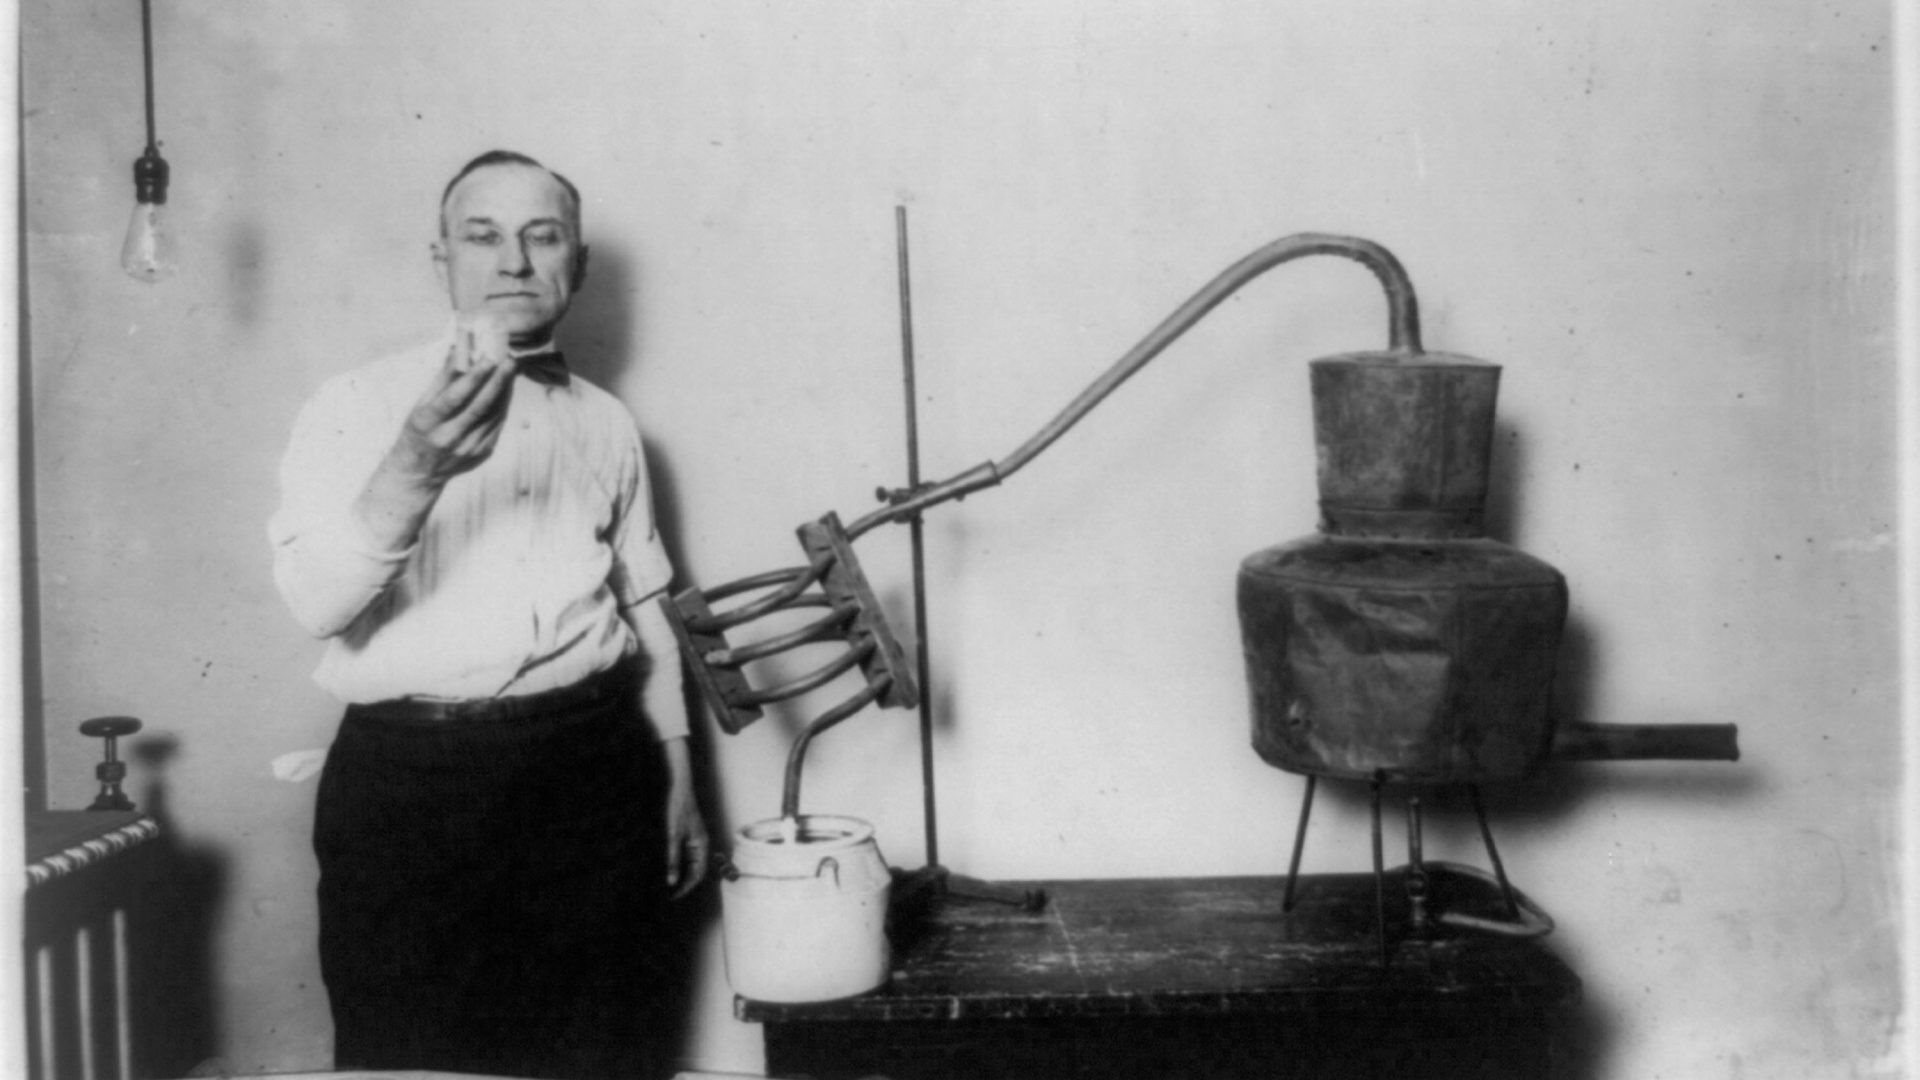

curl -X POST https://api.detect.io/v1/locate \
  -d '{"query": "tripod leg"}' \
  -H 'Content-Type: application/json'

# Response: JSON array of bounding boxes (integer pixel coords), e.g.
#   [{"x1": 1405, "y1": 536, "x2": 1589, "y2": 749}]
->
[
  {"x1": 1470, "y1": 785, "x2": 1520, "y2": 918},
  {"x1": 1371, "y1": 772, "x2": 1388, "y2": 966},
  {"x1": 1281, "y1": 775, "x2": 1318, "y2": 912},
  {"x1": 1405, "y1": 796, "x2": 1430, "y2": 934}
]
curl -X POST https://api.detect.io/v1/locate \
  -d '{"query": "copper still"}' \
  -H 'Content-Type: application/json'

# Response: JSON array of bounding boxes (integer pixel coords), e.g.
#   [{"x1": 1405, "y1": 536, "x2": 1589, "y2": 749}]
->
[
  {"x1": 1239, "y1": 336, "x2": 1739, "y2": 785},
  {"x1": 666, "y1": 228, "x2": 1738, "y2": 948}
]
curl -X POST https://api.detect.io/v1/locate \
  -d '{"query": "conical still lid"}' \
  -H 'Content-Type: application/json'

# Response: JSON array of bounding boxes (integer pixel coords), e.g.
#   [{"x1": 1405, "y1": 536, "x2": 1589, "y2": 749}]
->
[{"x1": 1309, "y1": 350, "x2": 1500, "y2": 540}]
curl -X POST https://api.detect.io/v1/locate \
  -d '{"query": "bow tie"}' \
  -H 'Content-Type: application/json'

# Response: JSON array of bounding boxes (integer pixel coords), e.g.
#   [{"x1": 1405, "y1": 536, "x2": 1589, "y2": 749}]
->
[{"x1": 513, "y1": 350, "x2": 570, "y2": 387}]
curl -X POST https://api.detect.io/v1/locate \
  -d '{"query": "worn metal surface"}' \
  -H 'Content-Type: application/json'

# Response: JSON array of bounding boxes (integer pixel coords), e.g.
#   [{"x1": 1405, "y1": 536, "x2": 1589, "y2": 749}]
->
[
  {"x1": 1310, "y1": 352, "x2": 1500, "y2": 540},
  {"x1": 1239, "y1": 536, "x2": 1568, "y2": 783},
  {"x1": 1248, "y1": 298, "x2": 1739, "y2": 779}
]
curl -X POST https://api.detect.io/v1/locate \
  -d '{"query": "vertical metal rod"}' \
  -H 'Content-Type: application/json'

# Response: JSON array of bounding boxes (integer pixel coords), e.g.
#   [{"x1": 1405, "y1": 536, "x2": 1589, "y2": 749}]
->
[
  {"x1": 1370, "y1": 772, "x2": 1388, "y2": 966},
  {"x1": 76, "y1": 923, "x2": 97, "y2": 1080},
  {"x1": 35, "y1": 944, "x2": 57, "y2": 1080},
  {"x1": 140, "y1": 0, "x2": 157, "y2": 150},
  {"x1": 1281, "y1": 774, "x2": 1317, "y2": 912},
  {"x1": 1406, "y1": 797, "x2": 1430, "y2": 934},
  {"x1": 1470, "y1": 785, "x2": 1521, "y2": 918},
  {"x1": 896, "y1": 205, "x2": 939, "y2": 868},
  {"x1": 112, "y1": 908, "x2": 132, "y2": 1080}
]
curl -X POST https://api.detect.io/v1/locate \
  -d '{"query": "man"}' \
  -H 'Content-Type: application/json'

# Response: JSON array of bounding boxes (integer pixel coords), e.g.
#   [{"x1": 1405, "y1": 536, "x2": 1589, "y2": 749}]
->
[{"x1": 269, "y1": 150, "x2": 708, "y2": 1079}]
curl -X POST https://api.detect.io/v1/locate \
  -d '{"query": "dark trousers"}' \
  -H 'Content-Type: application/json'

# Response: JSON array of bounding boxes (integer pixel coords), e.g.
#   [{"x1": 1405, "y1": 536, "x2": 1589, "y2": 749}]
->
[{"x1": 313, "y1": 662, "x2": 683, "y2": 1079}]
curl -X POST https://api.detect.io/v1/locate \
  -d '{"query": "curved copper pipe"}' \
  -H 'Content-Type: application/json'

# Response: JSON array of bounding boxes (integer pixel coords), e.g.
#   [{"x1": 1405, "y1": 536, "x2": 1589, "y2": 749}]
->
[
  {"x1": 848, "y1": 233, "x2": 1422, "y2": 538},
  {"x1": 706, "y1": 598, "x2": 849, "y2": 668},
  {"x1": 684, "y1": 563, "x2": 825, "y2": 634},
  {"x1": 738, "y1": 639, "x2": 876, "y2": 708},
  {"x1": 782, "y1": 676, "x2": 892, "y2": 819}
]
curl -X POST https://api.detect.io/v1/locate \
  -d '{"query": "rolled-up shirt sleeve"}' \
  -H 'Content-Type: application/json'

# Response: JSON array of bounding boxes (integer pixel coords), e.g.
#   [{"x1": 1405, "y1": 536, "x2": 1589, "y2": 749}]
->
[
  {"x1": 268, "y1": 373, "x2": 415, "y2": 639},
  {"x1": 609, "y1": 434, "x2": 687, "y2": 739},
  {"x1": 608, "y1": 434, "x2": 675, "y2": 610}
]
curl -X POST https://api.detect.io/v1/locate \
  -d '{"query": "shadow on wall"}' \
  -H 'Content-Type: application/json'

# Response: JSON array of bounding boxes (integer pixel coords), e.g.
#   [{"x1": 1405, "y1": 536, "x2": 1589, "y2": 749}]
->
[
  {"x1": 559, "y1": 240, "x2": 643, "y2": 393},
  {"x1": 1294, "y1": 416, "x2": 1756, "y2": 1080},
  {"x1": 556, "y1": 237, "x2": 720, "y2": 1074},
  {"x1": 126, "y1": 734, "x2": 228, "y2": 1078}
]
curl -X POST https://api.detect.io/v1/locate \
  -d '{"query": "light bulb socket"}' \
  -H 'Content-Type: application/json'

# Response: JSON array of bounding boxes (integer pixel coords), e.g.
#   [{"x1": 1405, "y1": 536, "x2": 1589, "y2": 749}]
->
[{"x1": 132, "y1": 147, "x2": 169, "y2": 206}]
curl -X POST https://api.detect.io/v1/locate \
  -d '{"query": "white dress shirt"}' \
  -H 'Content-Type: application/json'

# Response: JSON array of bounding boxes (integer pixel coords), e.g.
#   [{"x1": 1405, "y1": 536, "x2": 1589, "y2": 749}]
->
[{"x1": 269, "y1": 334, "x2": 684, "y2": 736}]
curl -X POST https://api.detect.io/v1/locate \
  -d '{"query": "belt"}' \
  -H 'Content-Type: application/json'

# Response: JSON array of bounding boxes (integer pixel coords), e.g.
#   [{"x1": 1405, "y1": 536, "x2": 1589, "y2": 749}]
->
[{"x1": 346, "y1": 662, "x2": 634, "y2": 725}]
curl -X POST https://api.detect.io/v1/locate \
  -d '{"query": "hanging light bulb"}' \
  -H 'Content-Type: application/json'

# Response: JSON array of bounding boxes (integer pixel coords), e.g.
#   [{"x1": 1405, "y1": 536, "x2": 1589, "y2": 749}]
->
[
  {"x1": 120, "y1": 0, "x2": 175, "y2": 283},
  {"x1": 121, "y1": 147, "x2": 174, "y2": 283}
]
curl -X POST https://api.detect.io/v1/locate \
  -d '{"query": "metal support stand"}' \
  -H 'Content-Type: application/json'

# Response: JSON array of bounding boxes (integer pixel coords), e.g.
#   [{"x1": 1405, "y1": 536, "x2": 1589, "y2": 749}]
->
[
  {"x1": 1406, "y1": 798, "x2": 1431, "y2": 934},
  {"x1": 1278, "y1": 773, "x2": 1549, "y2": 963},
  {"x1": 887, "y1": 206, "x2": 1046, "y2": 915},
  {"x1": 1470, "y1": 784, "x2": 1522, "y2": 920},
  {"x1": 1280, "y1": 774, "x2": 1317, "y2": 912},
  {"x1": 1369, "y1": 772, "x2": 1388, "y2": 966}
]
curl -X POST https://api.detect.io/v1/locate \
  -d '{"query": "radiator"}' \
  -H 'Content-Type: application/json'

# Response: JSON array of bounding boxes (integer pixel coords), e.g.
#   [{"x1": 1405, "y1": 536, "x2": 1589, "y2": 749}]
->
[{"x1": 23, "y1": 812, "x2": 162, "y2": 1080}]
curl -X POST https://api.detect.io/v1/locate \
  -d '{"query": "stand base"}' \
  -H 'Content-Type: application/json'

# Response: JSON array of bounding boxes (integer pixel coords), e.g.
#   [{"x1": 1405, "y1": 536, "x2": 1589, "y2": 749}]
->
[{"x1": 892, "y1": 864, "x2": 1049, "y2": 914}]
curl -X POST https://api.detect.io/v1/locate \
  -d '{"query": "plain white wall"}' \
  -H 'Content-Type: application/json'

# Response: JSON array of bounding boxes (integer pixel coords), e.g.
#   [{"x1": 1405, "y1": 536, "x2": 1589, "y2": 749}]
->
[{"x1": 19, "y1": 2, "x2": 1903, "y2": 1076}]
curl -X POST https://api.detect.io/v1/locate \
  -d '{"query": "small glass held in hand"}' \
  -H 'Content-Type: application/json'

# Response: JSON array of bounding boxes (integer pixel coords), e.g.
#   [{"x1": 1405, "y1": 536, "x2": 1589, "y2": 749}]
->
[{"x1": 453, "y1": 311, "x2": 513, "y2": 373}]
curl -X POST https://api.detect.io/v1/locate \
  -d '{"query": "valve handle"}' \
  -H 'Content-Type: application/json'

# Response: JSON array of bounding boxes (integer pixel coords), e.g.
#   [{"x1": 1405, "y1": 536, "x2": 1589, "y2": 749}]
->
[
  {"x1": 78, "y1": 715, "x2": 142, "y2": 812},
  {"x1": 80, "y1": 716, "x2": 142, "y2": 741}
]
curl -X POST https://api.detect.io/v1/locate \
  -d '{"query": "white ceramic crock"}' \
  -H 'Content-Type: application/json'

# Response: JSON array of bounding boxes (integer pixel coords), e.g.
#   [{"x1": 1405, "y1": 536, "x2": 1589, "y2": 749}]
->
[{"x1": 720, "y1": 814, "x2": 892, "y2": 1003}]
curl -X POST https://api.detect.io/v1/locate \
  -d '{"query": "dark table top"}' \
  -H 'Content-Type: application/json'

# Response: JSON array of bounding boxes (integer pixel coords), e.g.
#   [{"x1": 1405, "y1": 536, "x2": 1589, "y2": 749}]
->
[{"x1": 738, "y1": 871, "x2": 1581, "y2": 1024}]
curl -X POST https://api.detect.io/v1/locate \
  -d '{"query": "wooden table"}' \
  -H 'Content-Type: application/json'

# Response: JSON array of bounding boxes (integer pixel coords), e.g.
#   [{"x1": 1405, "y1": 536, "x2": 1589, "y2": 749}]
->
[{"x1": 739, "y1": 871, "x2": 1581, "y2": 1079}]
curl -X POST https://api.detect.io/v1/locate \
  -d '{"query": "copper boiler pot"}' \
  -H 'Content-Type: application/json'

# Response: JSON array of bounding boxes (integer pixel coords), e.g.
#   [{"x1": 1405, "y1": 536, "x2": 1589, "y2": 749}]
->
[{"x1": 1238, "y1": 328, "x2": 1737, "y2": 783}]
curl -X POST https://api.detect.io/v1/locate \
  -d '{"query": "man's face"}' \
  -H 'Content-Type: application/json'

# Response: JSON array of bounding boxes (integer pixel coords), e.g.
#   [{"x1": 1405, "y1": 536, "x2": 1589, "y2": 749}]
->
[{"x1": 433, "y1": 163, "x2": 587, "y2": 346}]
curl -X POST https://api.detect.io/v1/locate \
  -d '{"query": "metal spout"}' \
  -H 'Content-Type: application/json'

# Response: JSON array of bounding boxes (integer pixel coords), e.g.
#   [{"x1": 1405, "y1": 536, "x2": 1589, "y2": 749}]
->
[{"x1": 1548, "y1": 721, "x2": 1740, "y2": 763}]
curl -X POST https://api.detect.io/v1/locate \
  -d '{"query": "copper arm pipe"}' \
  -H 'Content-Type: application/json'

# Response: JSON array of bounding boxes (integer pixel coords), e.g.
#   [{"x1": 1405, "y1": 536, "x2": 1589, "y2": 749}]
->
[{"x1": 846, "y1": 233, "x2": 1422, "y2": 539}]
